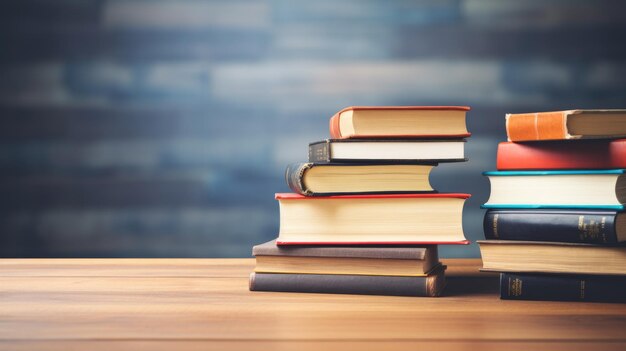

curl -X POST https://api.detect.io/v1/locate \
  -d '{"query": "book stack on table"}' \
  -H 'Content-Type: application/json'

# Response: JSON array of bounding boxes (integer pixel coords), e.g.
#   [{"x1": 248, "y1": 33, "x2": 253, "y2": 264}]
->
[
  {"x1": 250, "y1": 106, "x2": 472, "y2": 297},
  {"x1": 479, "y1": 109, "x2": 626, "y2": 302}
]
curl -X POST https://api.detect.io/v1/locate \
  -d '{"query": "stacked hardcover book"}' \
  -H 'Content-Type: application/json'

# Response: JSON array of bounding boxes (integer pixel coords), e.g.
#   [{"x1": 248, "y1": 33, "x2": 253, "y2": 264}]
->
[
  {"x1": 479, "y1": 109, "x2": 626, "y2": 302},
  {"x1": 250, "y1": 106, "x2": 472, "y2": 297}
]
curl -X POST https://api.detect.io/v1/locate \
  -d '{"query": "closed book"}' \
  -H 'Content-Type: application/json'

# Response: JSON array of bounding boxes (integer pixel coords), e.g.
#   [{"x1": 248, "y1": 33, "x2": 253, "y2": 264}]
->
[
  {"x1": 249, "y1": 266, "x2": 445, "y2": 297},
  {"x1": 276, "y1": 193, "x2": 470, "y2": 245},
  {"x1": 484, "y1": 209, "x2": 626, "y2": 244},
  {"x1": 482, "y1": 170, "x2": 626, "y2": 210},
  {"x1": 309, "y1": 139, "x2": 466, "y2": 164},
  {"x1": 285, "y1": 163, "x2": 435, "y2": 196},
  {"x1": 505, "y1": 109, "x2": 626, "y2": 142},
  {"x1": 478, "y1": 240, "x2": 626, "y2": 275},
  {"x1": 496, "y1": 140, "x2": 626, "y2": 170},
  {"x1": 329, "y1": 106, "x2": 470, "y2": 139},
  {"x1": 252, "y1": 240, "x2": 439, "y2": 276},
  {"x1": 501, "y1": 273, "x2": 626, "y2": 302}
]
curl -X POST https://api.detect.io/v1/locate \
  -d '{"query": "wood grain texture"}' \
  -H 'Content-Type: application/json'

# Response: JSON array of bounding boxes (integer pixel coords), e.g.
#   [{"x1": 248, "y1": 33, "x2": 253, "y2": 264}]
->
[{"x1": 0, "y1": 258, "x2": 624, "y2": 351}]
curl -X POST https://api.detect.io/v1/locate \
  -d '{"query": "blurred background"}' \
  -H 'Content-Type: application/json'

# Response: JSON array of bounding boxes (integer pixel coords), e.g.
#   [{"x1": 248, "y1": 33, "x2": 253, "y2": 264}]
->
[{"x1": 1, "y1": 0, "x2": 626, "y2": 258}]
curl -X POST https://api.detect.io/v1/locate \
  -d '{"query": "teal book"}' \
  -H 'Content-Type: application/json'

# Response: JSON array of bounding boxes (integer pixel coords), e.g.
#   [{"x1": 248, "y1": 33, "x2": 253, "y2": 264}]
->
[{"x1": 482, "y1": 170, "x2": 625, "y2": 210}]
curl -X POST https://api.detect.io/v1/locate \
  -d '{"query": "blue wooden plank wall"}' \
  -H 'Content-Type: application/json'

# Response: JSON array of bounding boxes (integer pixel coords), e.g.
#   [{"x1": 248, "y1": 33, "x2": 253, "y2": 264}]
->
[{"x1": 1, "y1": 0, "x2": 626, "y2": 257}]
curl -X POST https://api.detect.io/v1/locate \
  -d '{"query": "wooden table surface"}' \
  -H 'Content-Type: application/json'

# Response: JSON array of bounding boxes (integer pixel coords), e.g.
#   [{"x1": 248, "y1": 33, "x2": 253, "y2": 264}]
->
[{"x1": 1, "y1": 258, "x2": 625, "y2": 351}]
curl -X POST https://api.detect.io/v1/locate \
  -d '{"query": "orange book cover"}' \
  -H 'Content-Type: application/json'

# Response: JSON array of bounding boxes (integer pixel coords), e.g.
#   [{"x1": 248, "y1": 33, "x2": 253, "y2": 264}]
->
[
  {"x1": 505, "y1": 109, "x2": 626, "y2": 141},
  {"x1": 506, "y1": 111, "x2": 569, "y2": 141}
]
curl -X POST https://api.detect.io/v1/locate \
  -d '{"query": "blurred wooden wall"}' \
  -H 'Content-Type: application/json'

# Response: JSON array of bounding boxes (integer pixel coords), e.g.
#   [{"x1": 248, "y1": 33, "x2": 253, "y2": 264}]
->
[{"x1": 1, "y1": 0, "x2": 626, "y2": 257}]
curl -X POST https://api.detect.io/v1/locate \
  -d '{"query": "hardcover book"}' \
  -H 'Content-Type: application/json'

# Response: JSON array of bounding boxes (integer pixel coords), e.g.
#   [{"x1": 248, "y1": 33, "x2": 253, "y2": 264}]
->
[
  {"x1": 252, "y1": 240, "x2": 439, "y2": 276},
  {"x1": 500, "y1": 272, "x2": 626, "y2": 302},
  {"x1": 308, "y1": 139, "x2": 466, "y2": 163},
  {"x1": 482, "y1": 170, "x2": 626, "y2": 210},
  {"x1": 249, "y1": 265, "x2": 446, "y2": 297},
  {"x1": 329, "y1": 106, "x2": 470, "y2": 139},
  {"x1": 285, "y1": 163, "x2": 435, "y2": 196},
  {"x1": 478, "y1": 240, "x2": 626, "y2": 275},
  {"x1": 496, "y1": 139, "x2": 626, "y2": 170},
  {"x1": 505, "y1": 109, "x2": 626, "y2": 142},
  {"x1": 483, "y1": 209, "x2": 626, "y2": 244},
  {"x1": 276, "y1": 193, "x2": 470, "y2": 245}
]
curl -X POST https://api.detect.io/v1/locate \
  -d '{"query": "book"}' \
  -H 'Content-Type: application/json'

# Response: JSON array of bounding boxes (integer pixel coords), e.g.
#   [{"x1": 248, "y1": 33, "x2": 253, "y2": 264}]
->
[
  {"x1": 478, "y1": 240, "x2": 626, "y2": 275},
  {"x1": 252, "y1": 240, "x2": 439, "y2": 276},
  {"x1": 276, "y1": 193, "x2": 470, "y2": 245},
  {"x1": 500, "y1": 272, "x2": 626, "y2": 302},
  {"x1": 285, "y1": 163, "x2": 435, "y2": 196},
  {"x1": 309, "y1": 139, "x2": 466, "y2": 163},
  {"x1": 482, "y1": 170, "x2": 626, "y2": 210},
  {"x1": 506, "y1": 109, "x2": 626, "y2": 142},
  {"x1": 484, "y1": 209, "x2": 626, "y2": 244},
  {"x1": 329, "y1": 106, "x2": 470, "y2": 139},
  {"x1": 249, "y1": 266, "x2": 446, "y2": 297},
  {"x1": 496, "y1": 139, "x2": 626, "y2": 170}
]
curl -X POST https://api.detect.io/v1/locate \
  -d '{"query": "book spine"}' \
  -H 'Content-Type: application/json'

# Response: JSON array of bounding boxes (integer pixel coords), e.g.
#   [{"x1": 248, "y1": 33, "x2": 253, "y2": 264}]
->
[
  {"x1": 249, "y1": 272, "x2": 440, "y2": 297},
  {"x1": 500, "y1": 273, "x2": 626, "y2": 302},
  {"x1": 483, "y1": 210, "x2": 618, "y2": 244},
  {"x1": 506, "y1": 111, "x2": 569, "y2": 141},
  {"x1": 496, "y1": 140, "x2": 626, "y2": 170},
  {"x1": 329, "y1": 112, "x2": 343, "y2": 139},
  {"x1": 308, "y1": 141, "x2": 332, "y2": 163},
  {"x1": 285, "y1": 163, "x2": 313, "y2": 196}
]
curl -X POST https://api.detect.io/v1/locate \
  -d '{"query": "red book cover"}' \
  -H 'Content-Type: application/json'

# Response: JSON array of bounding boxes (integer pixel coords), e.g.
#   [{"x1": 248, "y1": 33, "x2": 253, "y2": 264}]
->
[
  {"x1": 329, "y1": 106, "x2": 471, "y2": 139},
  {"x1": 277, "y1": 240, "x2": 470, "y2": 245},
  {"x1": 275, "y1": 193, "x2": 471, "y2": 245},
  {"x1": 275, "y1": 193, "x2": 471, "y2": 200},
  {"x1": 497, "y1": 139, "x2": 626, "y2": 170}
]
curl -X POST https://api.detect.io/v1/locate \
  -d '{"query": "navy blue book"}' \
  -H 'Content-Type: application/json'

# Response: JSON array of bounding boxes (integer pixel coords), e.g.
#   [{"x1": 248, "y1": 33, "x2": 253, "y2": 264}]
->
[
  {"x1": 483, "y1": 209, "x2": 625, "y2": 244},
  {"x1": 501, "y1": 273, "x2": 626, "y2": 302},
  {"x1": 483, "y1": 170, "x2": 626, "y2": 210}
]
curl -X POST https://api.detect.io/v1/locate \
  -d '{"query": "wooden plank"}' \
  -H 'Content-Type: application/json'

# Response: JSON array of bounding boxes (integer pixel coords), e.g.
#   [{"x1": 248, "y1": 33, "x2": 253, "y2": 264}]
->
[
  {"x1": 1, "y1": 277, "x2": 625, "y2": 340},
  {"x1": 0, "y1": 258, "x2": 255, "y2": 277},
  {"x1": 0, "y1": 258, "x2": 481, "y2": 277},
  {"x1": 0, "y1": 259, "x2": 624, "y2": 343},
  {"x1": 2, "y1": 340, "x2": 626, "y2": 351}
]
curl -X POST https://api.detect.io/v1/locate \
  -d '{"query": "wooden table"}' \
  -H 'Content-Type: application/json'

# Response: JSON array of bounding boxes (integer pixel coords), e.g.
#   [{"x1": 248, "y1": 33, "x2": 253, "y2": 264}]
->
[{"x1": 1, "y1": 258, "x2": 624, "y2": 351}]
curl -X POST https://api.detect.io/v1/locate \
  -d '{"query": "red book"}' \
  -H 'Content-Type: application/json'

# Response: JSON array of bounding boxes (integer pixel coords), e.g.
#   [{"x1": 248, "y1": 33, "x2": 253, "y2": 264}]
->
[
  {"x1": 497, "y1": 139, "x2": 626, "y2": 170},
  {"x1": 275, "y1": 193, "x2": 470, "y2": 245},
  {"x1": 329, "y1": 106, "x2": 471, "y2": 139}
]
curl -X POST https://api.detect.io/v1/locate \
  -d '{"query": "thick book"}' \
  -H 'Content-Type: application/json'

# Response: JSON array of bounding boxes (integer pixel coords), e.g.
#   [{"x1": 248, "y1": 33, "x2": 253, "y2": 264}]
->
[
  {"x1": 500, "y1": 272, "x2": 626, "y2": 302},
  {"x1": 329, "y1": 106, "x2": 470, "y2": 139},
  {"x1": 478, "y1": 240, "x2": 626, "y2": 275},
  {"x1": 285, "y1": 163, "x2": 435, "y2": 196},
  {"x1": 309, "y1": 139, "x2": 466, "y2": 163},
  {"x1": 484, "y1": 209, "x2": 626, "y2": 244},
  {"x1": 496, "y1": 139, "x2": 626, "y2": 170},
  {"x1": 252, "y1": 240, "x2": 439, "y2": 276},
  {"x1": 506, "y1": 109, "x2": 626, "y2": 142},
  {"x1": 276, "y1": 193, "x2": 470, "y2": 245},
  {"x1": 482, "y1": 170, "x2": 626, "y2": 210},
  {"x1": 249, "y1": 266, "x2": 446, "y2": 297}
]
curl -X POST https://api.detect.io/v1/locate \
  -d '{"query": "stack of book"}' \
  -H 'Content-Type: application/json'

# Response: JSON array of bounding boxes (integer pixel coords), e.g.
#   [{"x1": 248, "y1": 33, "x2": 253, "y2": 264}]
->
[
  {"x1": 250, "y1": 106, "x2": 472, "y2": 297},
  {"x1": 479, "y1": 109, "x2": 626, "y2": 302}
]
